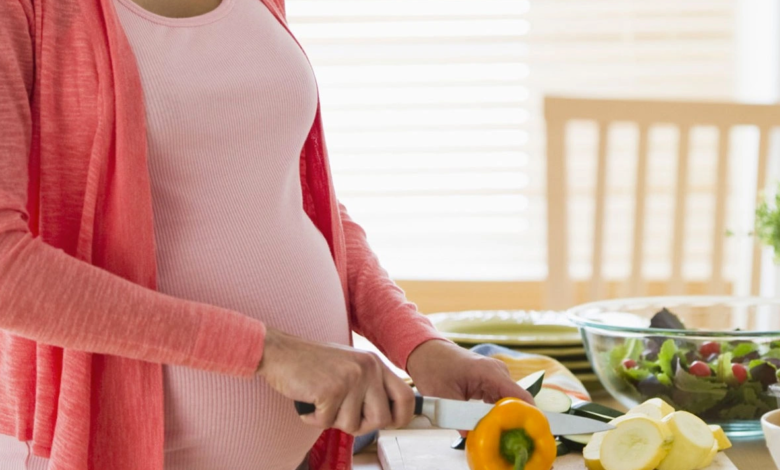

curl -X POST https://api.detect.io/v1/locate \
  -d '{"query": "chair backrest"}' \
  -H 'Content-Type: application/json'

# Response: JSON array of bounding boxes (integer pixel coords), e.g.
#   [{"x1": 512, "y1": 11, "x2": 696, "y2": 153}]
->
[{"x1": 544, "y1": 96, "x2": 780, "y2": 310}]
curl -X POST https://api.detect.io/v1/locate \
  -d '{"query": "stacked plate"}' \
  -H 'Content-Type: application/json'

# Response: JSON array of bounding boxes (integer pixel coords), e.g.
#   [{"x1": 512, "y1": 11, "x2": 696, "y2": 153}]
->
[{"x1": 427, "y1": 310, "x2": 601, "y2": 391}]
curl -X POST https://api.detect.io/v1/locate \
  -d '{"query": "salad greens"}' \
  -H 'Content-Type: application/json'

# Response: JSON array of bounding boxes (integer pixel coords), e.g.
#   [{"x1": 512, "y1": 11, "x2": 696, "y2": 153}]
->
[
  {"x1": 608, "y1": 308, "x2": 780, "y2": 421},
  {"x1": 672, "y1": 367, "x2": 726, "y2": 415},
  {"x1": 732, "y1": 343, "x2": 758, "y2": 358},
  {"x1": 657, "y1": 340, "x2": 677, "y2": 378}
]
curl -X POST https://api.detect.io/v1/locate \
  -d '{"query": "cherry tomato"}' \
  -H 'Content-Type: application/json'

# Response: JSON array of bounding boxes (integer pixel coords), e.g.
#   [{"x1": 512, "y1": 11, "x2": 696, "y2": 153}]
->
[
  {"x1": 699, "y1": 341, "x2": 721, "y2": 358},
  {"x1": 622, "y1": 359, "x2": 637, "y2": 369},
  {"x1": 732, "y1": 364, "x2": 748, "y2": 384},
  {"x1": 689, "y1": 361, "x2": 711, "y2": 377}
]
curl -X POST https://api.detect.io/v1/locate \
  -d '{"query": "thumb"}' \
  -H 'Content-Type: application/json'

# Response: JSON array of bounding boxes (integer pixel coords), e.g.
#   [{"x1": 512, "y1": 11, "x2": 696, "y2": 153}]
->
[{"x1": 491, "y1": 375, "x2": 535, "y2": 406}]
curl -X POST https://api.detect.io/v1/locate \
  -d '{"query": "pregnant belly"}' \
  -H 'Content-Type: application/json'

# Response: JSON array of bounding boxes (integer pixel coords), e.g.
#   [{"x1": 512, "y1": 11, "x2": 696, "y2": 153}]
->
[
  {"x1": 162, "y1": 366, "x2": 322, "y2": 470},
  {"x1": 156, "y1": 218, "x2": 350, "y2": 470}
]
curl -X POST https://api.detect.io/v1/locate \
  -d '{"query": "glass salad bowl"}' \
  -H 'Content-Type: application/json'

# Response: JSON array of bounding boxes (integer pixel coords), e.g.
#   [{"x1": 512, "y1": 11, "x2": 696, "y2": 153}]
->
[{"x1": 568, "y1": 296, "x2": 780, "y2": 438}]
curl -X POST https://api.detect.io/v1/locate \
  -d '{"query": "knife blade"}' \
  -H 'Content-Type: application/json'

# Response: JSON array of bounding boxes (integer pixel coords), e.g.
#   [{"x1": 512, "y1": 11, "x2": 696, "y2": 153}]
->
[
  {"x1": 415, "y1": 396, "x2": 614, "y2": 435},
  {"x1": 294, "y1": 396, "x2": 614, "y2": 435}
]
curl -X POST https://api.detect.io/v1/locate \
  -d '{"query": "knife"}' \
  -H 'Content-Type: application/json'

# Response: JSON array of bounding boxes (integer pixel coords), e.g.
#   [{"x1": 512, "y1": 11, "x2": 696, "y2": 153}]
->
[{"x1": 294, "y1": 396, "x2": 614, "y2": 435}]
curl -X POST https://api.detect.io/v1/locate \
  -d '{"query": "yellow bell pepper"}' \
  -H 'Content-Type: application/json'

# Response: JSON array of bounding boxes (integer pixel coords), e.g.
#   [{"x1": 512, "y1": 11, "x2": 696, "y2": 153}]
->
[{"x1": 466, "y1": 397, "x2": 556, "y2": 470}]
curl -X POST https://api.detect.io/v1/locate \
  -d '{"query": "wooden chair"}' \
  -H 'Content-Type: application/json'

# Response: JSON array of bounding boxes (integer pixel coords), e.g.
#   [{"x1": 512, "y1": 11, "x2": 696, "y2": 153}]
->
[{"x1": 544, "y1": 96, "x2": 780, "y2": 310}]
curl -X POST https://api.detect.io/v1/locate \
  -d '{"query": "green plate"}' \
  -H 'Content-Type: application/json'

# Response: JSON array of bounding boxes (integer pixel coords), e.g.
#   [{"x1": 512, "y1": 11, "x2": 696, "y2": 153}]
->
[
  {"x1": 455, "y1": 343, "x2": 587, "y2": 358},
  {"x1": 430, "y1": 310, "x2": 583, "y2": 347},
  {"x1": 574, "y1": 373, "x2": 599, "y2": 382},
  {"x1": 558, "y1": 360, "x2": 593, "y2": 371}
]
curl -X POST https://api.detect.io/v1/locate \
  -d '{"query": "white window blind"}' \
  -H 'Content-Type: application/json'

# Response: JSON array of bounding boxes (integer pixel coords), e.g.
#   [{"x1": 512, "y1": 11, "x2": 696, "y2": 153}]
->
[{"x1": 286, "y1": 0, "x2": 740, "y2": 282}]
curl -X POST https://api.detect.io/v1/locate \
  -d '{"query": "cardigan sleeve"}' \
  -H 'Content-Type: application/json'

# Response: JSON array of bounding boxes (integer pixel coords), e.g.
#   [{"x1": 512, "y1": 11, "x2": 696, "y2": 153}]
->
[
  {"x1": 0, "y1": 3, "x2": 265, "y2": 378},
  {"x1": 339, "y1": 202, "x2": 449, "y2": 370}
]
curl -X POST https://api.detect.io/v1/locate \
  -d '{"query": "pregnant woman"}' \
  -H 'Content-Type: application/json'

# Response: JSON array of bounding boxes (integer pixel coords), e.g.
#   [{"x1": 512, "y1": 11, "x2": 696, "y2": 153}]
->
[{"x1": 0, "y1": 0, "x2": 532, "y2": 469}]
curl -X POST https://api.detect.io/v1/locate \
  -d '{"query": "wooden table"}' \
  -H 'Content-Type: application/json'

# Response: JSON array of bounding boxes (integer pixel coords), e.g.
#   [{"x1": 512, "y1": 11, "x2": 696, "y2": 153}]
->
[{"x1": 354, "y1": 392, "x2": 778, "y2": 470}]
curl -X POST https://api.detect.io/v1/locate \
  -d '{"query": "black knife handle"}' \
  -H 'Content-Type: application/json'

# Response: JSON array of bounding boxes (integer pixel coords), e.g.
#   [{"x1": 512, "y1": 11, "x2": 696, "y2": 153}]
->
[
  {"x1": 294, "y1": 401, "x2": 317, "y2": 415},
  {"x1": 413, "y1": 394, "x2": 424, "y2": 415},
  {"x1": 294, "y1": 395, "x2": 425, "y2": 416}
]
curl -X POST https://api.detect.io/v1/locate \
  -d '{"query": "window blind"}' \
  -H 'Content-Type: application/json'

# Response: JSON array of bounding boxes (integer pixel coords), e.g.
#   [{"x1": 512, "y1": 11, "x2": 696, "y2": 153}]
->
[{"x1": 286, "y1": 0, "x2": 740, "y2": 282}]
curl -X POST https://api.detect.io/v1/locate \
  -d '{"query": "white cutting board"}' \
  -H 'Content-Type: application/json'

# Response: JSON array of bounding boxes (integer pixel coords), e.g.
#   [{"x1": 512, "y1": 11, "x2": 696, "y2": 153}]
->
[{"x1": 377, "y1": 429, "x2": 737, "y2": 470}]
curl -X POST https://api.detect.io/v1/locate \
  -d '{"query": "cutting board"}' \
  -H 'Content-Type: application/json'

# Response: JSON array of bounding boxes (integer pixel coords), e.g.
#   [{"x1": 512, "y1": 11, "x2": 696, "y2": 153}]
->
[{"x1": 377, "y1": 429, "x2": 738, "y2": 470}]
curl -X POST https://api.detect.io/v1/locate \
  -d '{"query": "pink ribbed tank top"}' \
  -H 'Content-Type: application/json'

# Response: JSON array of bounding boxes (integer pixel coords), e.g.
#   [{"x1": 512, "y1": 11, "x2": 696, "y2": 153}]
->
[{"x1": 113, "y1": 0, "x2": 351, "y2": 468}]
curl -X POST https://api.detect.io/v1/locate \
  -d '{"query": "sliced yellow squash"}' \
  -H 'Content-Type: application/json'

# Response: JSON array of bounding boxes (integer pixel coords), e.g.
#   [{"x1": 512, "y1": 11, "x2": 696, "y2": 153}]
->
[
  {"x1": 583, "y1": 431, "x2": 608, "y2": 470},
  {"x1": 644, "y1": 398, "x2": 675, "y2": 417},
  {"x1": 695, "y1": 441, "x2": 720, "y2": 469},
  {"x1": 627, "y1": 402, "x2": 665, "y2": 421},
  {"x1": 600, "y1": 415, "x2": 673, "y2": 470},
  {"x1": 709, "y1": 424, "x2": 732, "y2": 451},
  {"x1": 657, "y1": 411, "x2": 715, "y2": 470}
]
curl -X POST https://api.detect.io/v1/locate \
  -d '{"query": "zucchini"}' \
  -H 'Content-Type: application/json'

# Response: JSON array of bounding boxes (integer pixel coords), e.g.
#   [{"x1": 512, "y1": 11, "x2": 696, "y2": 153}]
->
[
  {"x1": 571, "y1": 401, "x2": 624, "y2": 423},
  {"x1": 556, "y1": 438, "x2": 571, "y2": 457},
  {"x1": 560, "y1": 433, "x2": 591, "y2": 450},
  {"x1": 534, "y1": 388, "x2": 571, "y2": 414},
  {"x1": 450, "y1": 436, "x2": 466, "y2": 450},
  {"x1": 517, "y1": 370, "x2": 545, "y2": 397}
]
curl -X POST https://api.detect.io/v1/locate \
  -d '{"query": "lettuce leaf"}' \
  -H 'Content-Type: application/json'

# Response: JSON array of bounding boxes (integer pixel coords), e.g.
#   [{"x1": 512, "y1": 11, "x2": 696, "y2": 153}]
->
[
  {"x1": 716, "y1": 352, "x2": 736, "y2": 385},
  {"x1": 657, "y1": 373, "x2": 672, "y2": 386},
  {"x1": 718, "y1": 381, "x2": 774, "y2": 420},
  {"x1": 607, "y1": 338, "x2": 645, "y2": 390},
  {"x1": 733, "y1": 342, "x2": 759, "y2": 358},
  {"x1": 719, "y1": 404, "x2": 758, "y2": 420},
  {"x1": 672, "y1": 367, "x2": 727, "y2": 415},
  {"x1": 658, "y1": 339, "x2": 678, "y2": 377},
  {"x1": 609, "y1": 338, "x2": 643, "y2": 370},
  {"x1": 622, "y1": 367, "x2": 651, "y2": 382},
  {"x1": 765, "y1": 348, "x2": 780, "y2": 360}
]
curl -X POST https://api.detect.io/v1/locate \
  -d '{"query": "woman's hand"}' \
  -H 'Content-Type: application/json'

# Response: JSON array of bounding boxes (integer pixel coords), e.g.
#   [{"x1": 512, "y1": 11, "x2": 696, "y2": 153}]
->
[
  {"x1": 406, "y1": 340, "x2": 534, "y2": 405},
  {"x1": 257, "y1": 329, "x2": 416, "y2": 435}
]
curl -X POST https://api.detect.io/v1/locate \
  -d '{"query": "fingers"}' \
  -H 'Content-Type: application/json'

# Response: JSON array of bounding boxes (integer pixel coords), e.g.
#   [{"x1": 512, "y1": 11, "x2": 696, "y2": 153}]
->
[
  {"x1": 298, "y1": 391, "x2": 344, "y2": 430},
  {"x1": 300, "y1": 406, "x2": 339, "y2": 430},
  {"x1": 267, "y1": 335, "x2": 403, "y2": 434},
  {"x1": 333, "y1": 386, "x2": 367, "y2": 434},
  {"x1": 484, "y1": 359, "x2": 535, "y2": 405},
  {"x1": 492, "y1": 377, "x2": 535, "y2": 405},
  {"x1": 332, "y1": 352, "x2": 395, "y2": 435},
  {"x1": 382, "y1": 367, "x2": 416, "y2": 429},
  {"x1": 357, "y1": 378, "x2": 392, "y2": 435}
]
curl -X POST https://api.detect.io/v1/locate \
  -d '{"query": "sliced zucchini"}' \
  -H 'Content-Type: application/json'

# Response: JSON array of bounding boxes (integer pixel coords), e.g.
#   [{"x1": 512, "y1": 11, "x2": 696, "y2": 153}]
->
[
  {"x1": 450, "y1": 436, "x2": 466, "y2": 450},
  {"x1": 657, "y1": 411, "x2": 715, "y2": 470},
  {"x1": 600, "y1": 415, "x2": 673, "y2": 470},
  {"x1": 560, "y1": 433, "x2": 591, "y2": 450},
  {"x1": 556, "y1": 438, "x2": 571, "y2": 457},
  {"x1": 709, "y1": 424, "x2": 732, "y2": 451},
  {"x1": 517, "y1": 370, "x2": 545, "y2": 397},
  {"x1": 571, "y1": 401, "x2": 624, "y2": 423},
  {"x1": 534, "y1": 388, "x2": 571, "y2": 414},
  {"x1": 583, "y1": 431, "x2": 608, "y2": 470}
]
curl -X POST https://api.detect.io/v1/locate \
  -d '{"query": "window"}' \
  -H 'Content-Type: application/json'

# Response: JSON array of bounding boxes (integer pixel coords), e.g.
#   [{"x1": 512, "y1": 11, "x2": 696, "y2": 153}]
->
[
  {"x1": 287, "y1": 1, "x2": 532, "y2": 281},
  {"x1": 286, "y1": 0, "x2": 760, "y2": 309}
]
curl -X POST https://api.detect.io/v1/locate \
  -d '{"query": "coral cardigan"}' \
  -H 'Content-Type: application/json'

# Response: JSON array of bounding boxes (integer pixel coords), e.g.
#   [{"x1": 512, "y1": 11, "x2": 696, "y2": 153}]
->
[{"x1": 0, "y1": 0, "x2": 443, "y2": 469}]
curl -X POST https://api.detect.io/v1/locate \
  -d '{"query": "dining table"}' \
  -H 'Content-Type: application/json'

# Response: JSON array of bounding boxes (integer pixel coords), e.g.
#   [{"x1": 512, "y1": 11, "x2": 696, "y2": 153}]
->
[{"x1": 351, "y1": 391, "x2": 778, "y2": 470}]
